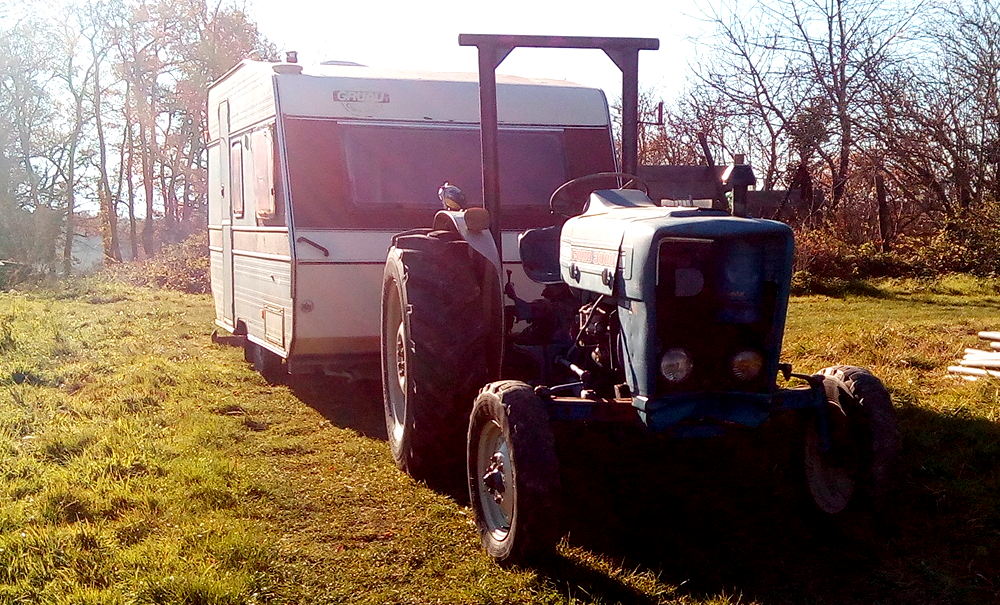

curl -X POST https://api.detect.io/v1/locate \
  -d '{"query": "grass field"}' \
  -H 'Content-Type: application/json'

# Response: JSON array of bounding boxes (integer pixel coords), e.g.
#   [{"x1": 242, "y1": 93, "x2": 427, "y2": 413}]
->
[{"x1": 0, "y1": 276, "x2": 997, "y2": 604}]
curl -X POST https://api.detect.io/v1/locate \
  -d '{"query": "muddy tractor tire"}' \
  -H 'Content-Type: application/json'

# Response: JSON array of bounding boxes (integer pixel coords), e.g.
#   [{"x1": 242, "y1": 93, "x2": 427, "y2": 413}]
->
[
  {"x1": 381, "y1": 230, "x2": 502, "y2": 490},
  {"x1": 468, "y1": 381, "x2": 562, "y2": 565},
  {"x1": 805, "y1": 365, "x2": 902, "y2": 516}
]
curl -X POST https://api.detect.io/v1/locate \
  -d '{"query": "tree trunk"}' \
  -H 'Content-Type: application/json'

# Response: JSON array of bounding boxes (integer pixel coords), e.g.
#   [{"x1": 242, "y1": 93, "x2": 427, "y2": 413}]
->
[
  {"x1": 93, "y1": 55, "x2": 122, "y2": 264},
  {"x1": 875, "y1": 173, "x2": 890, "y2": 251},
  {"x1": 61, "y1": 93, "x2": 84, "y2": 277},
  {"x1": 160, "y1": 161, "x2": 176, "y2": 243},
  {"x1": 182, "y1": 160, "x2": 192, "y2": 224},
  {"x1": 62, "y1": 156, "x2": 76, "y2": 277},
  {"x1": 0, "y1": 152, "x2": 13, "y2": 259},
  {"x1": 139, "y1": 101, "x2": 156, "y2": 257},
  {"x1": 118, "y1": 98, "x2": 139, "y2": 261},
  {"x1": 127, "y1": 151, "x2": 138, "y2": 261}
]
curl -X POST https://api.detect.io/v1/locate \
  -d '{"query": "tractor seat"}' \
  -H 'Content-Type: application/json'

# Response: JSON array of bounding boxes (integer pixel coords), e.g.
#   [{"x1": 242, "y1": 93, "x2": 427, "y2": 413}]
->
[{"x1": 518, "y1": 226, "x2": 562, "y2": 284}]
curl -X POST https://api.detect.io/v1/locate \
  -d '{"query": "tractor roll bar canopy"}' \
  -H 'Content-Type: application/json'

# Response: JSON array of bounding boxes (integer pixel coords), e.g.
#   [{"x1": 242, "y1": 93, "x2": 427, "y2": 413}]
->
[{"x1": 458, "y1": 34, "x2": 659, "y2": 252}]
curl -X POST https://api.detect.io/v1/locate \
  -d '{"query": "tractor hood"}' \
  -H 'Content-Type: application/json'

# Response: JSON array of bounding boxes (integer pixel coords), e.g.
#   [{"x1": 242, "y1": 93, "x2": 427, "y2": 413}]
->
[
  {"x1": 559, "y1": 189, "x2": 793, "y2": 299},
  {"x1": 559, "y1": 188, "x2": 796, "y2": 405}
]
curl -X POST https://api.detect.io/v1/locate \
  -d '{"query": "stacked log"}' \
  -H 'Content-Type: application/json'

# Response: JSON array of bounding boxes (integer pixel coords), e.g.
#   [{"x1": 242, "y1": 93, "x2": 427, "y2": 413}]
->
[{"x1": 948, "y1": 331, "x2": 1000, "y2": 381}]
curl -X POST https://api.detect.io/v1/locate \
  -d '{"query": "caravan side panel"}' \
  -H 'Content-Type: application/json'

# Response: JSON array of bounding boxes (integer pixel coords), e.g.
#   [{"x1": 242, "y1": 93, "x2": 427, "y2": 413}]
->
[
  {"x1": 208, "y1": 62, "x2": 291, "y2": 350},
  {"x1": 232, "y1": 243, "x2": 292, "y2": 348},
  {"x1": 207, "y1": 141, "x2": 226, "y2": 325},
  {"x1": 208, "y1": 63, "x2": 279, "y2": 139}
]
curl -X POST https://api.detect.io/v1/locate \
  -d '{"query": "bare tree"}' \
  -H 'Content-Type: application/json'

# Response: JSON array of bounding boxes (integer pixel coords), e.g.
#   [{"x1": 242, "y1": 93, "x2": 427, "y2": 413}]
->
[
  {"x1": 919, "y1": 2, "x2": 1000, "y2": 213},
  {"x1": 691, "y1": 1, "x2": 803, "y2": 190},
  {"x1": 693, "y1": 0, "x2": 922, "y2": 224},
  {"x1": 77, "y1": 0, "x2": 125, "y2": 264},
  {"x1": 845, "y1": 0, "x2": 1000, "y2": 247},
  {"x1": 53, "y1": 10, "x2": 101, "y2": 276},
  {"x1": 0, "y1": 15, "x2": 62, "y2": 268},
  {"x1": 116, "y1": 0, "x2": 171, "y2": 257},
  {"x1": 1, "y1": 0, "x2": 276, "y2": 271}
]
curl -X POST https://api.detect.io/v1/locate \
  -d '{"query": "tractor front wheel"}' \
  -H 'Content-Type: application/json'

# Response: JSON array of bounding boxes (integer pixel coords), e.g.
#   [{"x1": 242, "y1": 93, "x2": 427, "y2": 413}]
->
[
  {"x1": 805, "y1": 366, "x2": 901, "y2": 516},
  {"x1": 468, "y1": 381, "x2": 561, "y2": 565}
]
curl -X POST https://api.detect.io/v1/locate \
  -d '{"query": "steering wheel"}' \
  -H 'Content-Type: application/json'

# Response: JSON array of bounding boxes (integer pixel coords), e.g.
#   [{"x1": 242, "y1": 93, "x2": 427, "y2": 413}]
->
[{"x1": 549, "y1": 171, "x2": 650, "y2": 216}]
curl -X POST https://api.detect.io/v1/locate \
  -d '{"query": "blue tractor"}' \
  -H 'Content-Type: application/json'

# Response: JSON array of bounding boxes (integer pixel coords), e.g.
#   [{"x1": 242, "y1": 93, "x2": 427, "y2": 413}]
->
[{"x1": 380, "y1": 34, "x2": 901, "y2": 565}]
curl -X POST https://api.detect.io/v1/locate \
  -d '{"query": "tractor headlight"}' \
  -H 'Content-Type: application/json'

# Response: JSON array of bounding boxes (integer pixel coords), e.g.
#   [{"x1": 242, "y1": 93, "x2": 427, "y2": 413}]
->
[
  {"x1": 660, "y1": 348, "x2": 693, "y2": 383},
  {"x1": 731, "y1": 350, "x2": 764, "y2": 381}
]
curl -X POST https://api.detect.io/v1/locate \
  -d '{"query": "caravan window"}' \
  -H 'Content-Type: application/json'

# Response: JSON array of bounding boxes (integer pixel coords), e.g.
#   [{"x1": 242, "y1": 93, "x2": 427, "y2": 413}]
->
[
  {"x1": 248, "y1": 126, "x2": 282, "y2": 225},
  {"x1": 282, "y1": 118, "x2": 614, "y2": 230},
  {"x1": 230, "y1": 140, "x2": 244, "y2": 218},
  {"x1": 341, "y1": 125, "x2": 568, "y2": 210}
]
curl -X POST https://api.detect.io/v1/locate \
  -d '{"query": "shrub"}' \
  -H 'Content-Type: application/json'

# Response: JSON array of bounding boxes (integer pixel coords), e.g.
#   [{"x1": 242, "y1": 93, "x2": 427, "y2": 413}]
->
[
  {"x1": 923, "y1": 209, "x2": 1000, "y2": 276},
  {"x1": 104, "y1": 233, "x2": 210, "y2": 294},
  {"x1": 793, "y1": 206, "x2": 1000, "y2": 293},
  {"x1": 0, "y1": 261, "x2": 35, "y2": 291}
]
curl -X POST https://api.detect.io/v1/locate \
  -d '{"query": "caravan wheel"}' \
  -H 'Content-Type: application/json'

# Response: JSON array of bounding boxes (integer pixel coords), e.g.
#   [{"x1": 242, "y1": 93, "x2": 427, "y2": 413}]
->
[{"x1": 246, "y1": 341, "x2": 284, "y2": 384}]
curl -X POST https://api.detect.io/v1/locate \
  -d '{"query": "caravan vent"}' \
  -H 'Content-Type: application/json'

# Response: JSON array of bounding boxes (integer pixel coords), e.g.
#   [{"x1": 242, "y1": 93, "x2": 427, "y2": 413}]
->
[
  {"x1": 320, "y1": 60, "x2": 366, "y2": 67},
  {"x1": 272, "y1": 64, "x2": 304, "y2": 75}
]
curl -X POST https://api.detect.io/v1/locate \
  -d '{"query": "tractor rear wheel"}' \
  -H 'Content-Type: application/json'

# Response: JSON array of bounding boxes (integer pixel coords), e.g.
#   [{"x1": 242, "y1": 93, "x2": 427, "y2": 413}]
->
[
  {"x1": 805, "y1": 365, "x2": 901, "y2": 516},
  {"x1": 381, "y1": 230, "x2": 501, "y2": 491},
  {"x1": 468, "y1": 380, "x2": 562, "y2": 565}
]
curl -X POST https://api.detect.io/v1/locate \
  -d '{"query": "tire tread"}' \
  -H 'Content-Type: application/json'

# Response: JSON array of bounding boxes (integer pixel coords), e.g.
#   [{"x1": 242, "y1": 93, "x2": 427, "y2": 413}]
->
[
  {"x1": 383, "y1": 231, "x2": 502, "y2": 489},
  {"x1": 816, "y1": 365, "x2": 902, "y2": 511}
]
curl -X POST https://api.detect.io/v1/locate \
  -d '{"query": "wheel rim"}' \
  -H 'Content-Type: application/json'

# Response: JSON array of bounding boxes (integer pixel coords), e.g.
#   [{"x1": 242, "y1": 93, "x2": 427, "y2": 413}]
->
[
  {"x1": 804, "y1": 420, "x2": 856, "y2": 514},
  {"x1": 476, "y1": 419, "x2": 514, "y2": 541},
  {"x1": 383, "y1": 281, "x2": 407, "y2": 444}
]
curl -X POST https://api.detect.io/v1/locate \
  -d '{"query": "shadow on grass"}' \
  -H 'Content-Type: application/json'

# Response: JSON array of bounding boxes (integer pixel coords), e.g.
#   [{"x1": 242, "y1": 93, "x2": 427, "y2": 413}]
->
[
  {"x1": 286, "y1": 373, "x2": 476, "y2": 501},
  {"x1": 912, "y1": 297, "x2": 1000, "y2": 312},
  {"x1": 535, "y1": 407, "x2": 1000, "y2": 605},
  {"x1": 285, "y1": 374, "x2": 388, "y2": 441},
  {"x1": 282, "y1": 370, "x2": 1000, "y2": 604},
  {"x1": 534, "y1": 555, "x2": 668, "y2": 605}
]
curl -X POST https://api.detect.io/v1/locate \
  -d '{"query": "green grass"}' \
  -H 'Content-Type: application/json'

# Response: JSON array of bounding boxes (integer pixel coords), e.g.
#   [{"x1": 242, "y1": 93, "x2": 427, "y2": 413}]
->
[{"x1": 0, "y1": 275, "x2": 998, "y2": 604}]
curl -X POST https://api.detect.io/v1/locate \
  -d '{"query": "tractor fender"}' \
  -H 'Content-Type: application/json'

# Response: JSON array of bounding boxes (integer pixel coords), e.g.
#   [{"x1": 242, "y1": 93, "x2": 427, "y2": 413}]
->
[
  {"x1": 432, "y1": 209, "x2": 502, "y2": 283},
  {"x1": 430, "y1": 208, "x2": 506, "y2": 373}
]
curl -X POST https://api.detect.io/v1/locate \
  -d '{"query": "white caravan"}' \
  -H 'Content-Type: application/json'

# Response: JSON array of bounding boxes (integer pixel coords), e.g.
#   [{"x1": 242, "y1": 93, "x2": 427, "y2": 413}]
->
[{"x1": 207, "y1": 59, "x2": 616, "y2": 378}]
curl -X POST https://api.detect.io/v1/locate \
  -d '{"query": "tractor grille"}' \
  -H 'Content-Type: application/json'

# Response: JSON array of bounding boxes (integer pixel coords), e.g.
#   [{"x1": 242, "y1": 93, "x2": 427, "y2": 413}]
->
[{"x1": 654, "y1": 235, "x2": 785, "y2": 395}]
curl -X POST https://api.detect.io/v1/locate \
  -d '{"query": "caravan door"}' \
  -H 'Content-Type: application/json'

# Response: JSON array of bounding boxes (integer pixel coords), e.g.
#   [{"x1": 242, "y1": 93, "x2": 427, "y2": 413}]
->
[{"x1": 219, "y1": 101, "x2": 235, "y2": 328}]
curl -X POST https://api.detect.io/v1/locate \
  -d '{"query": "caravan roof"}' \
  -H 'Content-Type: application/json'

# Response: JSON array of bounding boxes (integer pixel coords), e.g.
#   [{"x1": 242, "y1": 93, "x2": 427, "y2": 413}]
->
[{"x1": 209, "y1": 60, "x2": 611, "y2": 129}]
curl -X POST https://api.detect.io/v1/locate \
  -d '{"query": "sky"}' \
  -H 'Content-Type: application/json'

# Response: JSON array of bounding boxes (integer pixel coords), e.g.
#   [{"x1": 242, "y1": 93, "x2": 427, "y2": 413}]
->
[{"x1": 247, "y1": 0, "x2": 712, "y2": 101}]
